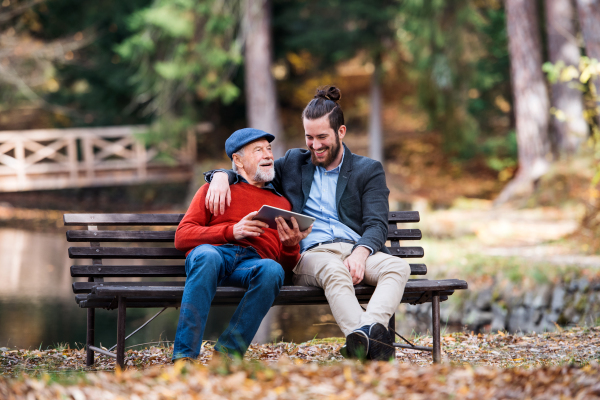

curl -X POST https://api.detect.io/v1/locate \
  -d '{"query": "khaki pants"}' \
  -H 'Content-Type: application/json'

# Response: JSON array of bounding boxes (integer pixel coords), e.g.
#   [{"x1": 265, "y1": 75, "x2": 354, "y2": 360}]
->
[{"x1": 292, "y1": 242, "x2": 411, "y2": 336}]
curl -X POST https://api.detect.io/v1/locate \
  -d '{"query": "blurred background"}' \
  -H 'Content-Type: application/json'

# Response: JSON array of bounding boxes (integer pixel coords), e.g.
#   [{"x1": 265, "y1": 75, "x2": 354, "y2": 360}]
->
[{"x1": 1, "y1": 0, "x2": 600, "y2": 351}]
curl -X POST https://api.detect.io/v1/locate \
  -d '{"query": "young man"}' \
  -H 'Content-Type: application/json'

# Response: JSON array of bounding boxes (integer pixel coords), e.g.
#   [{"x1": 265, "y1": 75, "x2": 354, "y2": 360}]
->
[
  {"x1": 204, "y1": 86, "x2": 411, "y2": 361},
  {"x1": 172, "y1": 128, "x2": 310, "y2": 361}
]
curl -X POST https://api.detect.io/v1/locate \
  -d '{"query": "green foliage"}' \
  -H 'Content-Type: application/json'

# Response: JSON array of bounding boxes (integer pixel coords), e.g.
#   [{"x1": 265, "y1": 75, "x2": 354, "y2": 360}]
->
[
  {"x1": 113, "y1": 0, "x2": 244, "y2": 150},
  {"x1": 396, "y1": 1, "x2": 512, "y2": 159},
  {"x1": 273, "y1": 0, "x2": 398, "y2": 64},
  {"x1": 482, "y1": 131, "x2": 517, "y2": 171},
  {"x1": 116, "y1": 0, "x2": 242, "y2": 117}
]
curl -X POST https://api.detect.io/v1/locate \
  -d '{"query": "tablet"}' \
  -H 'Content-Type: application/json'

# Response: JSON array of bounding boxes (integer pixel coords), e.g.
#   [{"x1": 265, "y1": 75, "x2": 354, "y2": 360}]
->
[{"x1": 254, "y1": 205, "x2": 315, "y2": 231}]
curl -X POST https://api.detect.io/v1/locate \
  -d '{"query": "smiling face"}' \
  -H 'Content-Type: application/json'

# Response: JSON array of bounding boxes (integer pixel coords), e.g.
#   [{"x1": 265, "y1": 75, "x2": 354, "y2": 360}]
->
[
  {"x1": 303, "y1": 114, "x2": 346, "y2": 170},
  {"x1": 233, "y1": 139, "x2": 275, "y2": 186}
]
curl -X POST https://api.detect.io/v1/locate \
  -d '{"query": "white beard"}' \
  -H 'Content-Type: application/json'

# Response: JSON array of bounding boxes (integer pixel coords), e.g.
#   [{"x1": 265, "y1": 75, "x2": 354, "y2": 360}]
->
[{"x1": 254, "y1": 165, "x2": 275, "y2": 182}]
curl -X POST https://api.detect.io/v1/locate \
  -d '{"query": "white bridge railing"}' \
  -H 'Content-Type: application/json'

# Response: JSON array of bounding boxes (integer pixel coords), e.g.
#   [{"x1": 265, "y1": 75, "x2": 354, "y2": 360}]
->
[{"x1": 0, "y1": 124, "x2": 210, "y2": 192}]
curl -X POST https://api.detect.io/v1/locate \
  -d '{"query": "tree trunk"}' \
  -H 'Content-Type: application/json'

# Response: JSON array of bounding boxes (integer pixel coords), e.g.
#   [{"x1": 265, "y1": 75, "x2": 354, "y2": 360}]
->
[
  {"x1": 576, "y1": 0, "x2": 600, "y2": 61},
  {"x1": 369, "y1": 60, "x2": 383, "y2": 162},
  {"x1": 496, "y1": 0, "x2": 551, "y2": 204},
  {"x1": 243, "y1": 0, "x2": 284, "y2": 158},
  {"x1": 545, "y1": 0, "x2": 588, "y2": 156}
]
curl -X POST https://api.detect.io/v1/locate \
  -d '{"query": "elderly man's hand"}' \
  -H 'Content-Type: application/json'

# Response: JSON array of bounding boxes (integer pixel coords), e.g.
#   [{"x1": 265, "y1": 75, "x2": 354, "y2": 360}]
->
[
  {"x1": 233, "y1": 211, "x2": 269, "y2": 240},
  {"x1": 205, "y1": 172, "x2": 231, "y2": 216},
  {"x1": 276, "y1": 216, "x2": 312, "y2": 247},
  {"x1": 344, "y1": 246, "x2": 370, "y2": 285}
]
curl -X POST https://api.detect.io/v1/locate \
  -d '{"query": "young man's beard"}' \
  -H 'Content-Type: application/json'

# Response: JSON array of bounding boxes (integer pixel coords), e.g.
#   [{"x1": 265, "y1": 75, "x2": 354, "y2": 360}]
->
[
  {"x1": 310, "y1": 134, "x2": 342, "y2": 168},
  {"x1": 253, "y1": 165, "x2": 275, "y2": 182}
]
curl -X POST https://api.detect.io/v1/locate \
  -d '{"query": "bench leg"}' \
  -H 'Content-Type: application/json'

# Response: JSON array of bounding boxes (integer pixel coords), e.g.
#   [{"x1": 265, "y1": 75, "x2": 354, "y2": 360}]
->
[
  {"x1": 86, "y1": 308, "x2": 95, "y2": 367},
  {"x1": 116, "y1": 296, "x2": 127, "y2": 368},
  {"x1": 432, "y1": 292, "x2": 441, "y2": 363}
]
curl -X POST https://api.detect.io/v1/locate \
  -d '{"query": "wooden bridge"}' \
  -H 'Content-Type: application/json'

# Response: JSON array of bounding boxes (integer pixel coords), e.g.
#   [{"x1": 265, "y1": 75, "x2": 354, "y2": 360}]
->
[{"x1": 0, "y1": 125, "x2": 211, "y2": 192}]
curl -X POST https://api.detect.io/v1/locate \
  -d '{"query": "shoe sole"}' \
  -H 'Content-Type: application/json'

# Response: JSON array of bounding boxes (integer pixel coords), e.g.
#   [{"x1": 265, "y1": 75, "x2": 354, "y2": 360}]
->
[
  {"x1": 345, "y1": 331, "x2": 369, "y2": 360},
  {"x1": 368, "y1": 323, "x2": 395, "y2": 361}
]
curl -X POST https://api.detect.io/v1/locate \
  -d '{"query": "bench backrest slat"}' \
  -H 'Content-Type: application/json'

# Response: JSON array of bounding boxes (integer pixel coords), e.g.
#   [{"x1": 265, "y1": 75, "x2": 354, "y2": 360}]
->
[
  {"x1": 66, "y1": 228, "x2": 421, "y2": 243},
  {"x1": 64, "y1": 214, "x2": 184, "y2": 226},
  {"x1": 70, "y1": 263, "x2": 429, "y2": 277},
  {"x1": 388, "y1": 211, "x2": 419, "y2": 223},
  {"x1": 64, "y1": 211, "x2": 419, "y2": 226},
  {"x1": 66, "y1": 211, "x2": 428, "y2": 282},
  {"x1": 67, "y1": 230, "x2": 176, "y2": 242},
  {"x1": 69, "y1": 246, "x2": 425, "y2": 259}
]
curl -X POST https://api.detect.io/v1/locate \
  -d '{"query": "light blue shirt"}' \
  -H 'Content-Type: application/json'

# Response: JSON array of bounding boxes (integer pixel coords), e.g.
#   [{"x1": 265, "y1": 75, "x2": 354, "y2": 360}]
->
[{"x1": 300, "y1": 149, "x2": 372, "y2": 254}]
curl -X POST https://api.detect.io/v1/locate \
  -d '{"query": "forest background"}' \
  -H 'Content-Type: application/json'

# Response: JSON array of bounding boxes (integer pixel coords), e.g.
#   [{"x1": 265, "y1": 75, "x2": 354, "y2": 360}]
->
[{"x1": 0, "y1": 0, "x2": 599, "y2": 248}]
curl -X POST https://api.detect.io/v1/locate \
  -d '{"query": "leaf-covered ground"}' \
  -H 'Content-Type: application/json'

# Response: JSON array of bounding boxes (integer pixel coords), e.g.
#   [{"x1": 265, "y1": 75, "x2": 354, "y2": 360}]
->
[
  {"x1": 2, "y1": 327, "x2": 600, "y2": 399},
  {"x1": 2, "y1": 354, "x2": 600, "y2": 399}
]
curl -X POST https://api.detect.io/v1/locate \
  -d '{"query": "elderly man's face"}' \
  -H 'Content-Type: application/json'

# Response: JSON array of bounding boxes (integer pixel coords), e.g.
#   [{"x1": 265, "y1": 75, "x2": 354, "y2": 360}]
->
[{"x1": 235, "y1": 139, "x2": 275, "y2": 182}]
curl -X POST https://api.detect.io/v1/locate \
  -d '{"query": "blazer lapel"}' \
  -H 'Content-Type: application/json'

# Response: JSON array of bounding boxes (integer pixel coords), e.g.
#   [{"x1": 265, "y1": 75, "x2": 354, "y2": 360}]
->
[
  {"x1": 335, "y1": 144, "x2": 353, "y2": 209},
  {"x1": 301, "y1": 160, "x2": 315, "y2": 209}
]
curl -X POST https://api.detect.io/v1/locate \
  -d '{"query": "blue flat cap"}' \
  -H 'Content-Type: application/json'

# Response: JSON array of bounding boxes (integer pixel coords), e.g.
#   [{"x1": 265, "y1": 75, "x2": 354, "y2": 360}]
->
[{"x1": 225, "y1": 128, "x2": 275, "y2": 159}]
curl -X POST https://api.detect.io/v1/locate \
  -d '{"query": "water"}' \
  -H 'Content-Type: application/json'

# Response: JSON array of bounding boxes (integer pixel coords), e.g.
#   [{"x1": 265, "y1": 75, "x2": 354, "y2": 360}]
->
[{"x1": 0, "y1": 228, "x2": 345, "y2": 350}]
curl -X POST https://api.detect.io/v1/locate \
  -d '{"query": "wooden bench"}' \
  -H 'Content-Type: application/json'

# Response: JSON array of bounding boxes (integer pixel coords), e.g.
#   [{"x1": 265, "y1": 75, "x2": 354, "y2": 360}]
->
[{"x1": 65, "y1": 211, "x2": 468, "y2": 367}]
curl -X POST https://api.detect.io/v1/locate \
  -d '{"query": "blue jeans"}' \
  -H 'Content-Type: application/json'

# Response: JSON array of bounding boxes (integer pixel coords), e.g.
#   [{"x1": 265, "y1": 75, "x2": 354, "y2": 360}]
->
[{"x1": 172, "y1": 244, "x2": 284, "y2": 360}]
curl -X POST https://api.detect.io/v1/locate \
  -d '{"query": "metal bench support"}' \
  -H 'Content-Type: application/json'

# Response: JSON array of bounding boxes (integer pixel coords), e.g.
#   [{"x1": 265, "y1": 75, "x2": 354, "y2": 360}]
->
[
  {"x1": 116, "y1": 296, "x2": 127, "y2": 368},
  {"x1": 432, "y1": 291, "x2": 441, "y2": 363},
  {"x1": 86, "y1": 308, "x2": 95, "y2": 366}
]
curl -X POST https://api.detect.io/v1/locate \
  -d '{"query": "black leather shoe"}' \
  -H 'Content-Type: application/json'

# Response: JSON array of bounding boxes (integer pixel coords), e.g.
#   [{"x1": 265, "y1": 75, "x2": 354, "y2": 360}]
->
[
  {"x1": 367, "y1": 323, "x2": 395, "y2": 361},
  {"x1": 344, "y1": 328, "x2": 369, "y2": 360}
]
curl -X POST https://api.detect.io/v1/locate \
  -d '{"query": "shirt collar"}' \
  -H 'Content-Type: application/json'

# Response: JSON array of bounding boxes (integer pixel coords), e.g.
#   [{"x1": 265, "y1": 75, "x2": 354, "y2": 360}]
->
[
  {"x1": 317, "y1": 146, "x2": 345, "y2": 174},
  {"x1": 237, "y1": 175, "x2": 282, "y2": 196}
]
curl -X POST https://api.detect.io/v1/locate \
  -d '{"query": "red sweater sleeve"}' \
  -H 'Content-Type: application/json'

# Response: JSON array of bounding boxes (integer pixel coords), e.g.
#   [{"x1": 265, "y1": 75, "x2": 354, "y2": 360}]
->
[
  {"x1": 277, "y1": 243, "x2": 300, "y2": 272},
  {"x1": 174, "y1": 184, "x2": 236, "y2": 253}
]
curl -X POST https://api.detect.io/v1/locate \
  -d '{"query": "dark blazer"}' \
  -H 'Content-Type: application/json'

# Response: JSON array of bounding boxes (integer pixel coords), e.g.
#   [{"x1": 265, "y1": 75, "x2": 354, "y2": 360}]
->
[{"x1": 208, "y1": 143, "x2": 391, "y2": 254}]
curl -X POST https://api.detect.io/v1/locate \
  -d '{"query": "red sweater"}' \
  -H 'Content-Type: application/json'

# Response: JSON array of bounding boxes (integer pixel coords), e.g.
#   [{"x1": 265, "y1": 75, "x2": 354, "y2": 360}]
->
[{"x1": 175, "y1": 182, "x2": 300, "y2": 271}]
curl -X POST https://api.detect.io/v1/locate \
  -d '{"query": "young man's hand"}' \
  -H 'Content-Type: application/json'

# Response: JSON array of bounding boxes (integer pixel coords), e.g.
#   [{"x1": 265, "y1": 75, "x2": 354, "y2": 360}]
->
[
  {"x1": 275, "y1": 216, "x2": 312, "y2": 247},
  {"x1": 205, "y1": 172, "x2": 231, "y2": 216},
  {"x1": 344, "y1": 246, "x2": 370, "y2": 285},
  {"x1": 233, "y1": 211, "x2": 269, "y2": 240}
]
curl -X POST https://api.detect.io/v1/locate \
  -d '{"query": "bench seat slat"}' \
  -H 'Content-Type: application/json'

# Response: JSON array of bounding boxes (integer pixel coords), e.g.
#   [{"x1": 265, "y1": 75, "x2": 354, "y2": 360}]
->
[
  {"x1": 76, "y1": 294, "x2": 451, "y2": 308},
  {"x1": 64, "y1": 214, "x2": 184, "y2": 226},
  {"x1": 67, "y1": 228, "x2": 421, "y2": 242},
  {"x1": 70, "y1": 263, "x2": 428, "y2": 277},
  {"x1": 72, "y1": 279, "x2": 467, "y2": 296},
  {"x1": 69, "y1": 246, "x2": 425, "y2": 259}
]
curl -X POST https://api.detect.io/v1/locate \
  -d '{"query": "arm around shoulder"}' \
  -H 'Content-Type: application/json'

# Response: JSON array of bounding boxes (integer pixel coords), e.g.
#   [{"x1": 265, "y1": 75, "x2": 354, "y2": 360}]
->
[{"x1": 204, "y1": 169, "x2": 238, "y2": 185}]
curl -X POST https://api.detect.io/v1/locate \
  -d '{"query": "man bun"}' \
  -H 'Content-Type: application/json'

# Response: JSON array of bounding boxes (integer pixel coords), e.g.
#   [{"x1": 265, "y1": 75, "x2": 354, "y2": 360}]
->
[
  {"x1": 302, "y1": 85, "x2": 345, "y2": 134},
  {"x1": 315, "y1": 86, "x2": 341, "y2": 102}
]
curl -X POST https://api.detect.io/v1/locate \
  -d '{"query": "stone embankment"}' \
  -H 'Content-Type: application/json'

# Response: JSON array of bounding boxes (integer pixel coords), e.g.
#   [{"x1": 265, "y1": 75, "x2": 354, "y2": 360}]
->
[{"x1": 402, "y1": 278, "x2": 600, "y2": 334}]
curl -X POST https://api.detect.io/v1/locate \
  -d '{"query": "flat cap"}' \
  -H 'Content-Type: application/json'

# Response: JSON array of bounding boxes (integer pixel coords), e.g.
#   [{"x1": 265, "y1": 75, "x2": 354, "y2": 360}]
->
[{"x1": 225, "y1": 128, "x2": 275, "y2": 159}]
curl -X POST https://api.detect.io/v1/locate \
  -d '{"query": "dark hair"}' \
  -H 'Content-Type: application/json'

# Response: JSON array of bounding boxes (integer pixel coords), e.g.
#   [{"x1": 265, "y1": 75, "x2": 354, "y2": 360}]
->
[{"x1": 301, "y1": 86, "x2": 345, "y2": 134}]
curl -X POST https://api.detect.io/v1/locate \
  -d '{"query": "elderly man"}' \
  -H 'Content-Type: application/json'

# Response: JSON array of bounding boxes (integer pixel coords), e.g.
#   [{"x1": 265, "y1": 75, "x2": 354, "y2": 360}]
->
[
  {"x1": 204, "y1": 86, "x2": 411, "y2": 361},
  {"x1": 172, "y1": 128, "x2": 310, "y2": 362}
]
